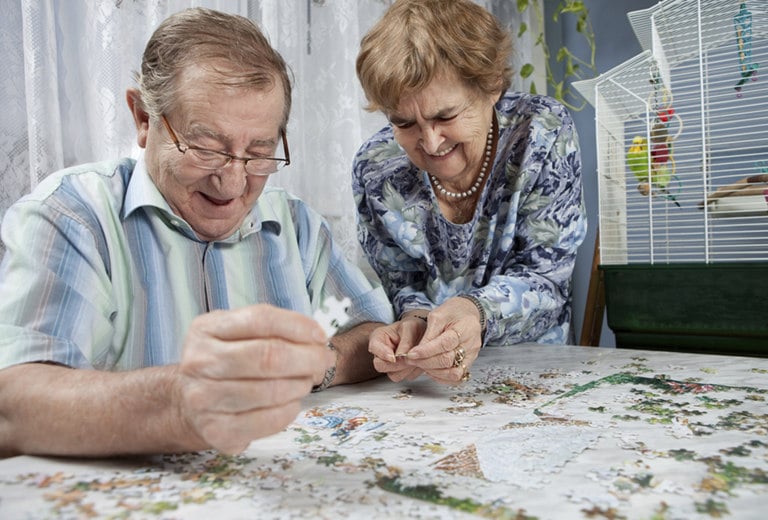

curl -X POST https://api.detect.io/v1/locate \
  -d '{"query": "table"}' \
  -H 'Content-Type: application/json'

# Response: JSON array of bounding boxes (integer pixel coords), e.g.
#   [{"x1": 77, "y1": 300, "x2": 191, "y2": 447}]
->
[{"x1": 1, "y1": 344, "x2": 767, "y2": 519}]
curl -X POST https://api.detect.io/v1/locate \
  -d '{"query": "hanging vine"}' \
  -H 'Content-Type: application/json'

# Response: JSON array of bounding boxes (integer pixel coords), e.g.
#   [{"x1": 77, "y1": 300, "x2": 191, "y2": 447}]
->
[{"x1": 516, "y1": 0, "x2": 597, "y2": 111}]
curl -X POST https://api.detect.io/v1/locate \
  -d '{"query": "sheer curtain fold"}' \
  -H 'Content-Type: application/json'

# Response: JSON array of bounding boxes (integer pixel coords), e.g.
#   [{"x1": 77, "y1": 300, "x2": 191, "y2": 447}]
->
[
  {"x1": 256, "y1": 0, "x2": 392, "y2": 263},
  {"x1": 1, "y1": 1, "x2": 29, "y2": 230},
  {"x1": 0, "y1": 0, "x2": 536, "y2": 263}
]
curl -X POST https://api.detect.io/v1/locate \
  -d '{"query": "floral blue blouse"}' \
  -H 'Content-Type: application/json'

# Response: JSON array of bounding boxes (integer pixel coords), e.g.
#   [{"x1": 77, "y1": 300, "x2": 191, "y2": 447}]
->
[{"x1": 352, "y1": 91, "x2": 587, "y2": 346}]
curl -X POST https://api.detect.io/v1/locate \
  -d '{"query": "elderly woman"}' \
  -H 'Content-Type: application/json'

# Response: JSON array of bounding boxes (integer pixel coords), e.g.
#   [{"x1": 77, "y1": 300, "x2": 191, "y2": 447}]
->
[{"x1": 352, "y1": 0, "x2": 587, "y2": 385}]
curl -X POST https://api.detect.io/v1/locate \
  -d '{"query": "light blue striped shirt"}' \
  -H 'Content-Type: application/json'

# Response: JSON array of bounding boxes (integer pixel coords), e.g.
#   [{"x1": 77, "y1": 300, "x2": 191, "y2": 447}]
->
[{"x1": 0, "y1": 157, "x2": 393, "y2": 371}]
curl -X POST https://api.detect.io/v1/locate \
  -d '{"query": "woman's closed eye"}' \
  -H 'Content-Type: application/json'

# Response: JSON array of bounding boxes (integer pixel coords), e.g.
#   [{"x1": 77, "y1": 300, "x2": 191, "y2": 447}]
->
[
  {"x1": 390, "y1": 117, "x2": 414, "y2": 129},
  {"x1": 391, "y1": 115, "x2": 458, "y2": 130}
]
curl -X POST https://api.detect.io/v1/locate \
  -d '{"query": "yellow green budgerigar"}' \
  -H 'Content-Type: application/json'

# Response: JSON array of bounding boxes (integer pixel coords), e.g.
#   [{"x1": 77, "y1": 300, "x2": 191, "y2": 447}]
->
[
  {"x1": 626, "y1": 135, "x2": 673, "y2": 190},
  {"x1": 626, "y1": 135, "x2": 679, "y2": 206}
]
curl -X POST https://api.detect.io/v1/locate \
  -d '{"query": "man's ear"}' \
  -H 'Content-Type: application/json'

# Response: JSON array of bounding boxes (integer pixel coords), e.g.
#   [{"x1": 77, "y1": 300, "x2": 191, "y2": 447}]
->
[{"x1": 126, "y1": 88, "x2": 150, "y2": 149}]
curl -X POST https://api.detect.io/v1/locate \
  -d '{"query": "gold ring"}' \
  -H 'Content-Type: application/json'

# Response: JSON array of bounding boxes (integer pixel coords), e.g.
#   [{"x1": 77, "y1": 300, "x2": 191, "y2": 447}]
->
[
  {"x1": 461, "y1": 365, "x2": 471, "y2": 382},
  {"x1": 452, "y1": 346, "x2": 466, "y2": 368}
]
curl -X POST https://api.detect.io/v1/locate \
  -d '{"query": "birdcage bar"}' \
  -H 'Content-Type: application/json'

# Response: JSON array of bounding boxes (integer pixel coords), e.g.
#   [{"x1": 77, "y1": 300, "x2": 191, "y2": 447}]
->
[{"x1": 695, "y1": 0, "x2": 713, "y2": 263}]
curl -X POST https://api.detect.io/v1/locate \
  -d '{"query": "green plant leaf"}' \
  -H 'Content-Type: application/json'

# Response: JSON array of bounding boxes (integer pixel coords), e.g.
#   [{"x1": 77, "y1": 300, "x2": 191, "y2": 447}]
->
[
  {"x1": 553, "y1": 81, "x2": 564, "y2": 100},
  {"x1": 560, "y1": 1, "x2": 587, "y2": 15},
  {"x1": 529, "y1": 82, "x2": 538, "y2": 95},
  {"x1": 518, "y1": 22, "x2": 528, "y2": 38},
  {"x1": 520, "y1": 63, "x2": 534, "y2": 78},
  {"x1": 517, "y1": 0, "x2": 529, "y2": 14}
]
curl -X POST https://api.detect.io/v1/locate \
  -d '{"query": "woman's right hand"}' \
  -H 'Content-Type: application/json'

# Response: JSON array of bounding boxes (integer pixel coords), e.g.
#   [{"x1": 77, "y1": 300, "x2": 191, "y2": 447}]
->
[{"x1": 368, "y1": 316, "x2": 427, "y2": 382}]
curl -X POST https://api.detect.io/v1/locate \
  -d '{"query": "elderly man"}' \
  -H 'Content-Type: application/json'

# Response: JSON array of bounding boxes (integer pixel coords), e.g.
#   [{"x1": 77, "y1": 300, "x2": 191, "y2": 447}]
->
[{"x1": 0, "y1": 8, "x2": 392, "y2": 457}]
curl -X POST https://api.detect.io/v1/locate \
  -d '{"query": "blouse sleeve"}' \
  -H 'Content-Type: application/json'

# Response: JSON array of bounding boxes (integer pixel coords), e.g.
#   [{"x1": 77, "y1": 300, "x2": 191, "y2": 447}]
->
[
  {"x1": 352, "y1": 137, "x2": 435, "y2": 317},
  {"x1": 474, "y1": 103, "x2": 587, "y2": 345}
]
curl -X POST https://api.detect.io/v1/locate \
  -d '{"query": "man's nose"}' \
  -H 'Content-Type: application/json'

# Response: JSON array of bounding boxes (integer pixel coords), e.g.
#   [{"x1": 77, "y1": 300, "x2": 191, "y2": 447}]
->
[{"x1": 213, "y1": 161, "x2": 249, "y2": 195}]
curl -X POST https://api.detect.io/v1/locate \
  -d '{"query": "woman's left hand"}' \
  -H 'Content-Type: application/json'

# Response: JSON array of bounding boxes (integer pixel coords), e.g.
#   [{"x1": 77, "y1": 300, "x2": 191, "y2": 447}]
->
[
  {"x1": 402, "y1": 297, "x2": 483, "y2": 384},
  {"x1": 368, "y1": 318, "x2": 427, "y2": 382}
]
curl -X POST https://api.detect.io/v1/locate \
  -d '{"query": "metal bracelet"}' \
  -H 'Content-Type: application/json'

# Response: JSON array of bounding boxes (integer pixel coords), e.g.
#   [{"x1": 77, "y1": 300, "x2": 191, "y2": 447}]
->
[
  {"x1": 311, "y1": 343, "x2": 337, "y2": 392},
  {"x1": 456, "y1": 294, "x2": 487, "y2": 338},
  {"x1": 398, "y1": 311, "x2": 429, "y2": 322}
]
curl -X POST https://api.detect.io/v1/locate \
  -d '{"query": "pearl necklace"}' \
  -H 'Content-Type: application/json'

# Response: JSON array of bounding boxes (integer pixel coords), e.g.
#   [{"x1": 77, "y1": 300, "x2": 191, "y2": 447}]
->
[{"x1": 430, "y1": 123, "x2": 494, "y2": 200}]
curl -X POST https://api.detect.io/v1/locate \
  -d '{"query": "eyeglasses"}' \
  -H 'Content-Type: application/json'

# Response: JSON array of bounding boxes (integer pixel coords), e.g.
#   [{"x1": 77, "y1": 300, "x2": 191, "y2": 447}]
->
[{"x1": 161, "y1": 115, "x2": 291, "y2": 176}]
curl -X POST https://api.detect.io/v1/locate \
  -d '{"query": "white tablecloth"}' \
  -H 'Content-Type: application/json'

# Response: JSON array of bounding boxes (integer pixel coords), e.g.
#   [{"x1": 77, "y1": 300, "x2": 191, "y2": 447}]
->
[{"x1": 1, "y1": 344, "x2": 767, "y2": 519}]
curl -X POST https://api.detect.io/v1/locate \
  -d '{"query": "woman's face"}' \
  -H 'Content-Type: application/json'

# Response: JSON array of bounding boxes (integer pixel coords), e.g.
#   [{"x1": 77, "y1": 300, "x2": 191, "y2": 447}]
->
[{"x1": 388, "y1": 71, "x2": 499, "y2": 191}]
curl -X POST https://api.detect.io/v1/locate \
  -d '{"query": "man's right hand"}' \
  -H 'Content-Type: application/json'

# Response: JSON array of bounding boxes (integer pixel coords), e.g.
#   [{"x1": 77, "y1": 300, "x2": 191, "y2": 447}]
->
[{"x1": 177, "y1": 304, "x2": 333, "y2": 454}]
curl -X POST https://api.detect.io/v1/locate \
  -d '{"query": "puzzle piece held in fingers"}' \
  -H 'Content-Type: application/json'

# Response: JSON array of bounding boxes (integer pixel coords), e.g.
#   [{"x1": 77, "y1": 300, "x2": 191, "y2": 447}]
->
[{"x1": 313, "y1": 296, "x2": 351, "y2": 337}]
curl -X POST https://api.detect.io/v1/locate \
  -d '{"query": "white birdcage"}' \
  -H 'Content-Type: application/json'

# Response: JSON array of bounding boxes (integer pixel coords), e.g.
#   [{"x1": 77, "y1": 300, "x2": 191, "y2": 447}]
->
[{"x1": 573, "y1": 0, "x2": 768, "y2": 353}]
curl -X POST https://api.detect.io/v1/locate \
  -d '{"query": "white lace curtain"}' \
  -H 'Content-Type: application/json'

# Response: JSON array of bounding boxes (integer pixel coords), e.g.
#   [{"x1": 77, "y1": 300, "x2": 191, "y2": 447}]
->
[{"x1": 0, "y1": 0, "x2": 538, "y2": 264}]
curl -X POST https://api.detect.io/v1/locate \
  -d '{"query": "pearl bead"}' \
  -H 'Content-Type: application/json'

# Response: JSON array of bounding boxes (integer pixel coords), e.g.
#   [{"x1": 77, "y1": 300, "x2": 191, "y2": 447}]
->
[{"x1": 430, "y1": 122, "x2": 495, "y2": 200}]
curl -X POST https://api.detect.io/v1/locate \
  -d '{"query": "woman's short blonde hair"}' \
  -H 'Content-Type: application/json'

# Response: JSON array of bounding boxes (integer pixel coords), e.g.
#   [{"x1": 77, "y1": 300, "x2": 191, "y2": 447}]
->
[{"x1": 356, "y1": 0, "x2": 513, "y2": 114}]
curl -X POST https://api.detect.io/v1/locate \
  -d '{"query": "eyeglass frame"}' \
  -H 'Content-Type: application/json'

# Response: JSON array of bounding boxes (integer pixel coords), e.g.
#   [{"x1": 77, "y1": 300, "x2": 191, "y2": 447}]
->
[{"x1": 160, "y1": 114, "x2": 291, "y2": 176}]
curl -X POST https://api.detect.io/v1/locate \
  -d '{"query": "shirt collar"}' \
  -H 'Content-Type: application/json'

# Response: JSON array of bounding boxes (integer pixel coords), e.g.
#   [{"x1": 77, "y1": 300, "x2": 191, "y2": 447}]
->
[{"x1": 122, "y1": 153, "x2": 281, "y2": 242}]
